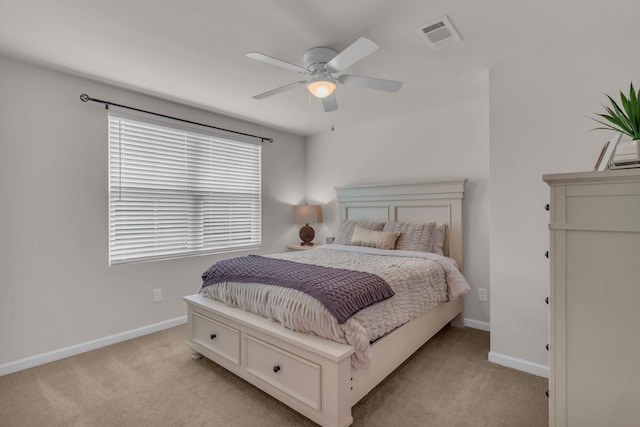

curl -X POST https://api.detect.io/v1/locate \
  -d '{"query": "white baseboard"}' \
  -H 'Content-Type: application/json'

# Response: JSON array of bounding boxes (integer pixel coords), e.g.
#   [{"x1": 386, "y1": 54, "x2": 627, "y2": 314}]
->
[
  {"x1": 0, "y1": 315, "x2": 187, "y2": 377},
  {"x1": 2, "y1": 315, "x2": 545, "y2": 380},
  {"x1": 488, "y1": 351, "x2": 549, "y2": 378},
  {"x1": 464, "y1": 318, "x2": 490, "y2": 331}
]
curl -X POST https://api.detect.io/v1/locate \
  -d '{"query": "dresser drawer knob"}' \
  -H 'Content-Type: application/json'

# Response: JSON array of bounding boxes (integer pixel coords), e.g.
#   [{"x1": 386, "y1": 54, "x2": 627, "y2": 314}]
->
[
  {"x1": 545, "y1": 251, "x2": 549, "y2": 258},
  {"x1": 545, "y1": 204, "x2": 550, "y2": 211},
  {"x1": 210, "y1": 334, "x2": 217, "y2": 340},
  {"x1": 545, "y1": 297, "x2": 549, "y2": 304},
  {"x1": 546, "y1": 344, "x2": 549, "y2": 351},
  {"x1": 273, "y1": 364, "x2": 281, "y2": 373}
]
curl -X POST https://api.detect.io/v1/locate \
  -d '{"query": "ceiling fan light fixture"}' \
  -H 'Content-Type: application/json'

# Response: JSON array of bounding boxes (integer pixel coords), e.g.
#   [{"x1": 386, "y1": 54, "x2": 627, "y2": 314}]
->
[{"x1": 306, "y1": 77, "x2": 337, "y2": 98}]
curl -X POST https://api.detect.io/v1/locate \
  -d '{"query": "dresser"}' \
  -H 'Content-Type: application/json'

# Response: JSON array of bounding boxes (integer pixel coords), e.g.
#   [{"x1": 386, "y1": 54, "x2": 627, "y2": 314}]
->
[{"x1": 543, "y1": 170, "x2": 640, "y2": 427}]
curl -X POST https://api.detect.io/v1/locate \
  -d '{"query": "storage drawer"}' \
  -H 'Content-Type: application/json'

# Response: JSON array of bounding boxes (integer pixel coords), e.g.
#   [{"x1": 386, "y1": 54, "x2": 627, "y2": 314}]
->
[
  {"x1": 245, "y1": 334, "x2": 321, "y2": 410},
  {"x1": 192, "y1": 311, "x2": 240, "y2": 365}
]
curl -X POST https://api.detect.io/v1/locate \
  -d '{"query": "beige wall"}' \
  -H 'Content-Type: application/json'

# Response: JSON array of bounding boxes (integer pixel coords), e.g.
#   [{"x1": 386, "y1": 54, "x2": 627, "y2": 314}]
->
[
  {"x1": 0, "y1": 56, "x2": 305, "y2": 369},
  {"x1": 305, "y1": 96, "x2": 491, "y2": 326},
  {"x1": 489, "y1": 35, "x2": 640, "y2": 375}
]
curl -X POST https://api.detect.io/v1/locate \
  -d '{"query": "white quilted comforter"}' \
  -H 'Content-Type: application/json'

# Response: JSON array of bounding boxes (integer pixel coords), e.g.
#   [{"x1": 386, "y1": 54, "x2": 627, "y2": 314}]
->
[{"x1": 199, "y1": 244, "x2": 470, "y2": 368}]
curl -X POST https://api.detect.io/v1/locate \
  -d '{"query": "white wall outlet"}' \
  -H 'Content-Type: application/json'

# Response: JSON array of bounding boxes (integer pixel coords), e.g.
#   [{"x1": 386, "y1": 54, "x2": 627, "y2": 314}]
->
[
  {"x1": 153, "y1": 288, "x2": 162, "y2": 303},
  {"x1": 478, "y1": 288, "x2": 488, "y2": 302}
]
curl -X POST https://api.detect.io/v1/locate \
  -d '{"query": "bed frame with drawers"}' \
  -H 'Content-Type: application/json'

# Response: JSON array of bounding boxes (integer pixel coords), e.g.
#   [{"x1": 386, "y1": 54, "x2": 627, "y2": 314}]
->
[{"x1": 184, "y1": 180, "x2": 466, "y2": 427}]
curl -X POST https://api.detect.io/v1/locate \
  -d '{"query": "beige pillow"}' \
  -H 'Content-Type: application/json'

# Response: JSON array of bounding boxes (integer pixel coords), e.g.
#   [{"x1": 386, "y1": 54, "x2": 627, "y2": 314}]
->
[
  {"x1": 382, "y1": 221, "x2": 436, "y2": 252},
  {"x1": 350, "y1": 226, "x2": 400, "y2": 250}
]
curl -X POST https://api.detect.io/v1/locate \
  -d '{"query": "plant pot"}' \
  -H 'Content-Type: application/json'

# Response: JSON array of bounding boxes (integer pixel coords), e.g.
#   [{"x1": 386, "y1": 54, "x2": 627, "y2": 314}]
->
[{"x1": 610, "y1": 138, "x2": 640, "y2": 169}]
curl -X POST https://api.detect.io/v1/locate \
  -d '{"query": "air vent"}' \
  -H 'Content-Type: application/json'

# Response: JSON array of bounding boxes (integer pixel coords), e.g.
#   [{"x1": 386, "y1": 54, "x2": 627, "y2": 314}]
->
[{"x1": 416, "y1": 15, "x2": 462, "y2": 50}]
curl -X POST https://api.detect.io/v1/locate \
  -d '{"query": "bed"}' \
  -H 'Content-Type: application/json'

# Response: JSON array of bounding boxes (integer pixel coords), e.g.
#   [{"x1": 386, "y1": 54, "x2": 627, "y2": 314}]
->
[{"x1": 184, "y1": 180, "x2": 468, "y2": 427}]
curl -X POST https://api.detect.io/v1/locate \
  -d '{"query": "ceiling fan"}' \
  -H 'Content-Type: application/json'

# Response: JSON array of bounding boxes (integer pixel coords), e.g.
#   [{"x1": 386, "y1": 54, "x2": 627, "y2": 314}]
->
[{"x1": 246, "y1": 37, "x2": 403, "y2": 112}]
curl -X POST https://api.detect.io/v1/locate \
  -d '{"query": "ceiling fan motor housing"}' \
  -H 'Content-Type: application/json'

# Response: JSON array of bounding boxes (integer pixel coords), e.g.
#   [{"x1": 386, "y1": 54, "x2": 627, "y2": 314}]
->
[{"x1": 303, "y1": 47, "x2": 338, "y2": 72}]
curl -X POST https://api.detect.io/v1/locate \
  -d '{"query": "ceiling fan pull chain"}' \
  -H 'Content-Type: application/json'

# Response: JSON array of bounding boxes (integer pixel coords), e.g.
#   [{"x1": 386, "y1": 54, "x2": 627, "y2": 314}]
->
[
  {"x1": 331, "y1": 112, "x2": 335, "y2": 131},
  {"x1": 307, "y1": 92, "x2": 312, "y2": 135}
]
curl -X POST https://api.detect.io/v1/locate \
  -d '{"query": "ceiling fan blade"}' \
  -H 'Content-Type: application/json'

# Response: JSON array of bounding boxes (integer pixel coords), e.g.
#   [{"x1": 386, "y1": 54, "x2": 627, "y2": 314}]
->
[
  {"x1": 337, "y1": 74, "x2": 403, "y2": 92},
  {"x1": 325, "y1": 37, "x2": 379, "y2": 74},
  {"x1": 322, "y1": 93, "x2": 338, "y2": 112},
  {"x1": 252, "y1": 81, "x2": 307, "y2": 100},
  {"x1": 245, "y1": 52, "x2": 308, "y2": 74}
]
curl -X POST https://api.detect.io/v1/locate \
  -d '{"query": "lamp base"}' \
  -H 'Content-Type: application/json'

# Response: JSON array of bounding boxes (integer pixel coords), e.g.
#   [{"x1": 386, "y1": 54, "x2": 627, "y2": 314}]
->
[{"x1": 299, "y1": 224, "x2": 315, "y2": 246}]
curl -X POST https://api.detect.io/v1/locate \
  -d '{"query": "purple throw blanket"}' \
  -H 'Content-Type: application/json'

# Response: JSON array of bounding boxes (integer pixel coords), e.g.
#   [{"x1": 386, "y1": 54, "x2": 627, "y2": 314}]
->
[{"x1": 201, "y1": 255, "x2": 394, "y2": 324}]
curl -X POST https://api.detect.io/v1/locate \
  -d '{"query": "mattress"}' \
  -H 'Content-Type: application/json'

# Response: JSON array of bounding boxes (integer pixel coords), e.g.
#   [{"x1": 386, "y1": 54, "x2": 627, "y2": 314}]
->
[{"x1": 199, "y1": 244, "x2": 470, "y2": 368}]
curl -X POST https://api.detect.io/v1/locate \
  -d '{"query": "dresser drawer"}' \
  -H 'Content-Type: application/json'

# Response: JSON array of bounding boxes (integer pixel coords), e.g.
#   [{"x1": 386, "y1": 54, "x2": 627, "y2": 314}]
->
[
  {"x1": 245, "y1": 334, "x2": 321, "y2": 410},
  {"x1": 192, "y1": 311, "x2": 240, "y2": 365}
]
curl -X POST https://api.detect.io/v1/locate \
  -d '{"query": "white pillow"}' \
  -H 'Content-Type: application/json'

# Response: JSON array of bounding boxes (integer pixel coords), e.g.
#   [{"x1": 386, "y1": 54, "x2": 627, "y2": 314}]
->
[
  {"x1": 334, "y1": 220, "x2": 385, "y2": 245},
  {"x1": 350, "y1": 226, "x2": 400, "y2": 250}
]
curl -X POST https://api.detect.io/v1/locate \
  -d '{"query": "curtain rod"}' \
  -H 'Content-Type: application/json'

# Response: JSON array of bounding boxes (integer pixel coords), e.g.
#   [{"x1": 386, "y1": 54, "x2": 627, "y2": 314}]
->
[{"x1": 79, "y1": 93, "x2": 273, "y2": 143}]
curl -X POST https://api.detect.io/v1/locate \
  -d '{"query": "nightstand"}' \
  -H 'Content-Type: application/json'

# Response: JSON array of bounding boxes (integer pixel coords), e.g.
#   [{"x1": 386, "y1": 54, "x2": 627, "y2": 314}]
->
[{"x1": 287, "y1": 243, "x2": 322, "y2": 251}]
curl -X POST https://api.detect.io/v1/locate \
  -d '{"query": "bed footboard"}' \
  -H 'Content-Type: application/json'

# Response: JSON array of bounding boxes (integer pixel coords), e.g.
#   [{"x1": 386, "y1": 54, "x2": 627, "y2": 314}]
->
[{"x1": 184, "y1": 294, "x2": 355, "y2": 427}]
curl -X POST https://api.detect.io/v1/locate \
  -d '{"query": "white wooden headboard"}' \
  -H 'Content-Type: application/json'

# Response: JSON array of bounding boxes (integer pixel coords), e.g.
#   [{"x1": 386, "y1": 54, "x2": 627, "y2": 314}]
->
[{"x1": 335, "y1": 180, "x2": 466, "y2": 270}]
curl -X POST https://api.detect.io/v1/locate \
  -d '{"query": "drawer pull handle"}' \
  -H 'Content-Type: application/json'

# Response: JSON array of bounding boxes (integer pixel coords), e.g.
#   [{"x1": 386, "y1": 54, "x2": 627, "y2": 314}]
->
[
  {"x1": 545, "y1": 390, "x2": 549, "y2": 398},
  {"x1": 545, "y1": 251, "x2": 549, "y2": 258},
  {"x1": 273, "y1": 364, "x2": 281, "y2": 373},
  {"x1": 545, "y1": 297, "x2": 549, "y2": 304},
  {"x1": 210, "y1": 334, "x2": 217, "y2": 340},
  {"x1": 545, "y1": 204, "x2": 550, "y2": 211},
  {"x1": 546, "y1": 344, "x2": 549, "y2": 351}
]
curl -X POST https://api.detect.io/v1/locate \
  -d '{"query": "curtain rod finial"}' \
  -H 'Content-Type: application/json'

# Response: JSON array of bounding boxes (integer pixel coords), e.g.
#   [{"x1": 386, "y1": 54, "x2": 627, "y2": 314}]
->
[{"x1": 80, "y1": 93, "x2": 90, "y2": 102}]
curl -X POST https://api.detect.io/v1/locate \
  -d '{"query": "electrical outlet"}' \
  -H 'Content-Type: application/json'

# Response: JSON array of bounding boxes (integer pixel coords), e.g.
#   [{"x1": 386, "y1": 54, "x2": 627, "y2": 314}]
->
[
  {"x1": 478, "y1": 288, "x2": 488, "y2": 302},
  {"x1": 153, "y1": 288, "x2": 162, "y2": 303}
]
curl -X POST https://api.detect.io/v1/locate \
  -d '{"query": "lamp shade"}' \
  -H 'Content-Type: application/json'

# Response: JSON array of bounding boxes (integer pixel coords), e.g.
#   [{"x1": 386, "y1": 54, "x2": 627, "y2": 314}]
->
[
  {"x1": 292, "y1": 204, "x2": 322, "y2": 225},
  {"x1": 306, "y1": 79, "x2": 337, "y2": 98}
]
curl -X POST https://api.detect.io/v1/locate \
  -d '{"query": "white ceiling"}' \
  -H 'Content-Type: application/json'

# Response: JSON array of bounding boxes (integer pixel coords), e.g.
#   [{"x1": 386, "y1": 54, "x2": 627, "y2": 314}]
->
[{"x1": 0, "y1": 0, "x2": 637, "y2": 136}]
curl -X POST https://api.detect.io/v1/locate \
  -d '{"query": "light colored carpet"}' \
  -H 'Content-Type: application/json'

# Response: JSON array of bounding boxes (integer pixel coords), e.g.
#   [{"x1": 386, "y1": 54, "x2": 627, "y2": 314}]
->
[{"x1": 0, "y1": 324, "x2": 548, "y2": 426}]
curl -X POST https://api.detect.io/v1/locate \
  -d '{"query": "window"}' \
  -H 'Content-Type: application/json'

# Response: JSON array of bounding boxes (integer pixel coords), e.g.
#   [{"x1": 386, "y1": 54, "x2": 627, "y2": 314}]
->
[{"x1": 108, "y1": 113, "x2": 261, "y2": 265}]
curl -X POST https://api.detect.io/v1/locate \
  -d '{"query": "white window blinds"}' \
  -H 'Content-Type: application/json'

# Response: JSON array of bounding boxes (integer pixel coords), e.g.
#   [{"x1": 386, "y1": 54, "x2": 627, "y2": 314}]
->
[{"x1": 108, "y1": 113, "x2": 261, "y2": 265}]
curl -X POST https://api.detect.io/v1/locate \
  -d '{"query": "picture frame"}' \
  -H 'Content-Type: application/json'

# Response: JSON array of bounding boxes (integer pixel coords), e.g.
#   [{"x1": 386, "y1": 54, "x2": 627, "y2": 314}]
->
[
  {"x1": 593, "y1": 141, "x2": 609, "y2": 171},
  {"x1": 595, "y1": 132, "x2": 621, "y2": 171}
]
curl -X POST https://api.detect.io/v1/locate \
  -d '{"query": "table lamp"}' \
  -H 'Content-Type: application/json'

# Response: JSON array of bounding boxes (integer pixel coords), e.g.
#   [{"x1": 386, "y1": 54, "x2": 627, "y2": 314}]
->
[{"x1": 292, "y1": 204, "x2": 322, "y2": 246}]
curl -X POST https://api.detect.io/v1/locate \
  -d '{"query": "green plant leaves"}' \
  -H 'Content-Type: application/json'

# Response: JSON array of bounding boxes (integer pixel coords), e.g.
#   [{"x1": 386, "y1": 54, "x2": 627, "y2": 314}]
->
[
  {"x1": 628, "y1": 83, "x2": 639, "y2": 136},
  {"x1": 591, "y1": 82, "x2": 640, "y2": 140}
]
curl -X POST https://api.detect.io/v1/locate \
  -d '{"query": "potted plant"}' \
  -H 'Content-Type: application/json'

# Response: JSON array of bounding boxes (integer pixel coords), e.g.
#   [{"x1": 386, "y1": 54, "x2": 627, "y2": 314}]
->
[
  {"x1": 592, "y1": 82, "x2": 640, "y2": 141},
  {"x1": 592, "y1": 82, "x2": 640, "y2": 169}
]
